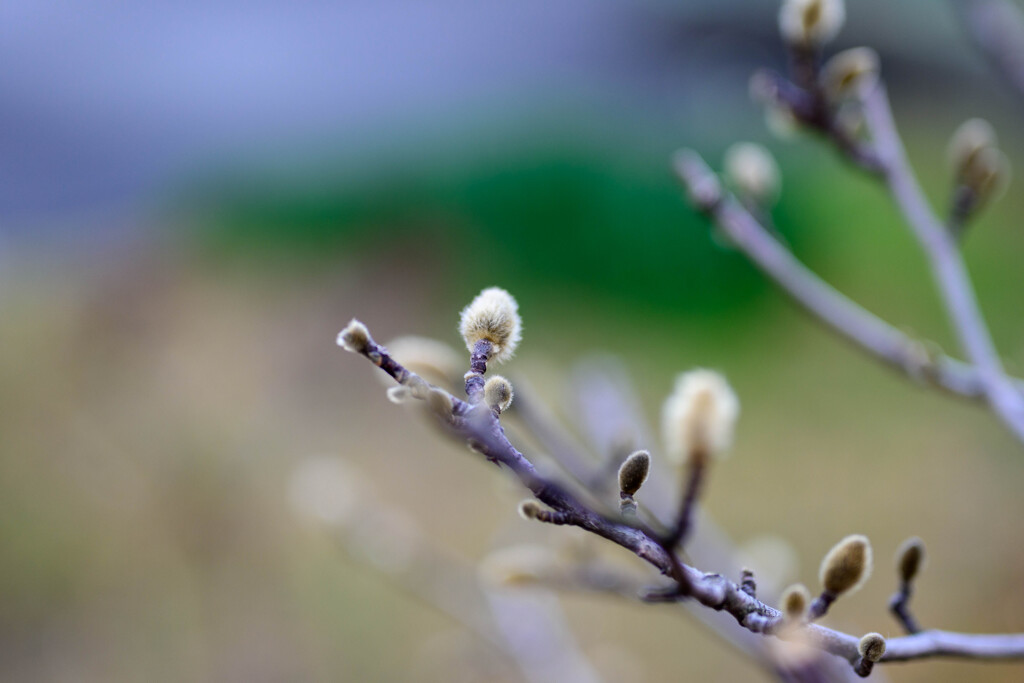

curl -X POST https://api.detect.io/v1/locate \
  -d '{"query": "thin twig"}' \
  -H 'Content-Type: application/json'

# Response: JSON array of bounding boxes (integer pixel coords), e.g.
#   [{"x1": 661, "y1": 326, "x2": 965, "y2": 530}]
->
[
  {"x1": 672, "y1": 150, "x2": 1021, "y2": 399},
  {"x1": 860, "y1": 85, "x2": 1024, "y2": 443}
]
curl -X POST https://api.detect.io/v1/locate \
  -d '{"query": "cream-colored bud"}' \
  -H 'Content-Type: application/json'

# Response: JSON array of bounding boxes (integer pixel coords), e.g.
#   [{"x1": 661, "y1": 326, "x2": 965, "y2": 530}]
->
[
  {"x1": 337, "y1": 318, "x2": 371, "y2": 354},
  {"x1": 819, "y1": 534, "x2": 872, "y2": 596},
  {"x1": 724, "y1": 143, "x2": 781, "y2": 205},
  {"x1": 961, "y1": 146, "x2": 1011, "y2": 203},
  {"x1": 617, "y1": 450, "x2": 651, "y2": 497},
  {"x1": 949, "y1": 118, "x2": 997, "y2": 174},
  {"x1": 896, "y1": 536, "x2": 926, "y2": 583},
  {"x1": 458, "y1": 287, "x2": 522, "y2": 363},
  {"x1": 662, "y1": 370, "x2": 740, "y2": 464},
  {"x1": 779, "y1": 0, "x2": 846, "y2": 48},
  {"x1": 780, "y1": 583, "x2": 811, "y2": 620},
  {"x1": 821, "y1": 47, "x2": 879, "y2": 101},
  {"x1": 858, "y1": 632, "x2": 886, "y2": 662},
  {"x1": 484, "y1": 375, "x2": 514, "y2": 413}
]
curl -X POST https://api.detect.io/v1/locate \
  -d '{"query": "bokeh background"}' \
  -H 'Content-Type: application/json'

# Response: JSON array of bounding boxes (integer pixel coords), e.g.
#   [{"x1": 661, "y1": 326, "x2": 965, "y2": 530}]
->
[{"x1": 3, "y1": 1, "x2": 1024, "y2": 681}]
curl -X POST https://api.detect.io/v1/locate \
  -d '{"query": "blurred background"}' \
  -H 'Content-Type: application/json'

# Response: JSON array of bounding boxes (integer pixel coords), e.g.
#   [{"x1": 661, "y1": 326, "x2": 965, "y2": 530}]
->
[{"x1": 3, "y1": 0, "x2": 1024, "y2": 681}]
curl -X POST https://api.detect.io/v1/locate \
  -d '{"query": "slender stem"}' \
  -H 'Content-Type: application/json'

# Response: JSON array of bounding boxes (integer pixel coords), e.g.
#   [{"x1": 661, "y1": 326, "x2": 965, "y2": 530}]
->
[
  {"x1": 673, "y1": 150, "x2": 1019, "y2": 399},
  {"x1": 861, "y1": 86, "x2": 1024, "y2": 443},
  {"x1": 890, "y1": 581, "x2": 922, "y2": 635}
]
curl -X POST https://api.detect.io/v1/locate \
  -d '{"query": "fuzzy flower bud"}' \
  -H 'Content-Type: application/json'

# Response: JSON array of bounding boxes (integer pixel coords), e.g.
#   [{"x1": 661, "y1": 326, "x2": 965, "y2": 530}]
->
[
  {"x1": 484, "y1": 375, "x2": 514, "y2": 413},
  {"x1": 518, "y1": 500, "x2": 544, "y2": 521},
  {"x1": 949, "y1": 118, "x2": 997, "y2": 174},
  {"x1": 337, "y1": 318, "x2": 371, "y2": 354},
  {"x1": 779, "y1": 0, "x2": 846, "y2": 49},
  {"x1": 821, "y1": 47, "x2": 880, "y2": 101},
  {"x1": 819, "y1": 534, "x2": 872, "y2": 596},
  {"x1": 617, "y1": 450, "x2": 651, "y2": 497},
  {"x1": 458, "y1": 287, "x2": 522, "y2": 364},
  {"x1": 661, "y1": 370, "x2": 740, "y2": 464},
  {"x1": 858, "y1": 633, "x2": 886, "y2": 662},
  {"x1": 896, "y1": 536, "x2": 926, "y2": 584},
  {"x1": 723, "y1": 142, "x2": 781, "y2": 205},
  {"x1": 781, "y1": 583, "x2": 811, "y2": 621}
]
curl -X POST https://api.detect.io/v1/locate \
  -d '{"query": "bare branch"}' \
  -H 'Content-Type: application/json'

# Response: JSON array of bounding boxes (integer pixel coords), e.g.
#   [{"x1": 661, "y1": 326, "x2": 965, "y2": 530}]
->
[
  {"x1": 956, "y1": 0, "x2": 1024, "y2": 107},
  {"x1": 339, "y1": 323, "x2": 1024, "y2": 669},
  {"x1": 672, "y1": 150, "x2": 1016, "y2": 399},
  {"x1": 859, "y1": 84, "x2": 1024, "y2": 443}
]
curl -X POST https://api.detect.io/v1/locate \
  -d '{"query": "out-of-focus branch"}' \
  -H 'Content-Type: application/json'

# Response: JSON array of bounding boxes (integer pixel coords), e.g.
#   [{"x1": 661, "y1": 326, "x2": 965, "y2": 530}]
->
[
  {"x1": 956, "y1": 0, "x2": 1024, "y2": 106},
  {"x1": 858, "y1": 85, "x2": 1024, "y2": 444},
  {"x1": 672, "y1": 150, "x2": 1017, "y2": 399}
]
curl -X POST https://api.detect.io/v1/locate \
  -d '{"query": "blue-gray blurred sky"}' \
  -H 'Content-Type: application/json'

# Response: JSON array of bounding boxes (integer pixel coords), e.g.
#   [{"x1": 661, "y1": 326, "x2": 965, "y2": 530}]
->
[{"x1": 0, "y1": 0, "x2": 983, "y2": 229}]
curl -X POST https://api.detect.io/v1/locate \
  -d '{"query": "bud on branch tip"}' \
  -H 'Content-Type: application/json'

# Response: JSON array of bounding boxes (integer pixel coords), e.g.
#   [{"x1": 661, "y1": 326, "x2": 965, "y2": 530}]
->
[
  {"x1": 896, "y1": 536, "x2": 926, "y2": 583},
  {"x1": 484, "y1": 375, "x2": 514, "y2": 413},
  {"x1": 779, "y1": 0, "x2": 846, "y2": 49},
  {"x1": 337, "y1": 319, "x2": 371, "y2": 354},
  {"x1": 618, "y1": 450, "x2": 651, "y2": 497},
  {"x1": 819, "y1": 534, "x2": 872, "y2": 597},
  {"x1": 459, "y1": 287, "x2": 522, "y2": 363},
  {"x1": 662, "y1": 369, "x2": 739, "y2": 464}
]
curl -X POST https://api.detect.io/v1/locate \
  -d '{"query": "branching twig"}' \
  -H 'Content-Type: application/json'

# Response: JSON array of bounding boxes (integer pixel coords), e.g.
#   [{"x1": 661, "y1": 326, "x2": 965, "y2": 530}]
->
[
  {"x1": 338, "y1": 322, "x2": 1024, "y2": 669},
  {"x1": 858, "y1": 84, "x2": 1024, "y2": 444},
  {"x1": 672, "y1": 150, "x2": 1020, "y2": 399}
]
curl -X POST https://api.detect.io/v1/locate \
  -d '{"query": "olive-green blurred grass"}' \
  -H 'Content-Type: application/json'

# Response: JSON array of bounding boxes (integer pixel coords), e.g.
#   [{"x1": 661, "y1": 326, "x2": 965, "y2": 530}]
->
[{"x1": 5, "y1": 119, "x2": 1024, "y2": 681}]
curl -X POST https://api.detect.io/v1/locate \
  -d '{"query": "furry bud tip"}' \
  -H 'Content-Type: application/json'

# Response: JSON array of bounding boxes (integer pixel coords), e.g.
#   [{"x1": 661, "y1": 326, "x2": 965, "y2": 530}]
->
[
  {"x1": 723, "y1": 143, "x2": 781, "y2": 205},
  {"x1": 858, "y1": 633, "x2": 886, "y2": 662},
  {"x1": 779, "y1": 0, "x2": 846, "y2": 48},
  {"x1": 337, "y1": 319, "x2": 371, "y2": 354},
  {"x1": 819, "y1": 534, "x2": 872, "y2": 596},
  {"x1": 517, "y1": 500, "x2": 543, "y2": 521},
  {"x1": 484, "y1": 375, "x2": 514, "y2": 413},
  {"x1": 896, "y1": 536, "x2": 926, "y2": 584},
  {"x1": 458, "y1": 287, "x2": 522, "y2": 363},
  {"x1": 662, "y1": 369, "x2": 740, "y2": 464},
  {"x1": 618, "y1": 450, "x2": 651, "y2": 497},
  {"x1": 780, "y1": 583, "x2": 811, "y2": 620},
  {"x1": 821, "y1": 47, "x2": 880, "y2": 101}
]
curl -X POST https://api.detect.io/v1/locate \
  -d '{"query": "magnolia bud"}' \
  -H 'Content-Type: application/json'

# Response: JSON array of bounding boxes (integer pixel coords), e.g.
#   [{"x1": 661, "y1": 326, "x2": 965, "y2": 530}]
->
[
  {"x1": 819, "y1": 534, "x2": 872, "y2": 596},
  {"x1": 820, "y1": 47, "x2": 880, "y2": 101},
  {"x1": 617, "y1": 450, "x2": 651, "y2": 497},
  {"x1": 484, "y1": 375, "x2": 514, "y2": 413},
  {"x1": 858, "y1": 632, "x2": 886, "y2": 662},
  {"x1": 458, "y1": 287, "x2": 523, "y2": 363},
  {"x1": 662, "y1": 370, "x2": 740, "y2": 464},
  {"x1": 337, "y1": 318, "x2": 371, "y2": 354},
  {"x1": 780, "y1": 583, "x2": 811, "y2": 621},
  {"x1": 723, "y1": 142, "x2": 781, "y2": 205},
  {"x1": 518, "y1": 500, "x2": 544, "y2": 521},
  {"x1": 779, "y1": 0, "x2": 846, "y2": 49},
  {"x1": 896, "y1": 536, "x2": 926, "y2": 583}
]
